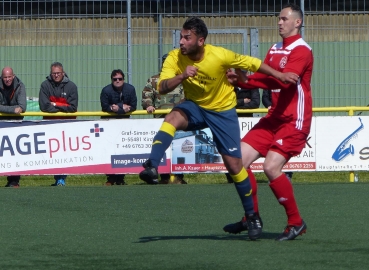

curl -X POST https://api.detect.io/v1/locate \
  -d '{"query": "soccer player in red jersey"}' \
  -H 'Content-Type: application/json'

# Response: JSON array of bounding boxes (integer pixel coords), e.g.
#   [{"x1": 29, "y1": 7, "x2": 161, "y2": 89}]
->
[{"x1": 224, "y1": 3, "x2": 313, "y2": 241}]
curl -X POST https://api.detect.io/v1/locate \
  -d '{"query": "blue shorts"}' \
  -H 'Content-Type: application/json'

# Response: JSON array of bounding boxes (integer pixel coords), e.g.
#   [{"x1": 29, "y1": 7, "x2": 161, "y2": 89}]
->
[{"x1": 174, "y1": 100, "x2": 241, "y2": 158}]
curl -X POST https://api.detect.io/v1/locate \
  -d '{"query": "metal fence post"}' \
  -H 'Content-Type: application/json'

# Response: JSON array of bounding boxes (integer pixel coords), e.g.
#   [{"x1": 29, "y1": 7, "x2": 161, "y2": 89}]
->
[
  {"x1": 127, "y1": 0, "x2": 132, "y2": 84},
  {"x1": 250, "y1": 28, "x2": 259, "y2": 58},
  {"x1": 300, "y1": 0, "x2": 305, "y2": 39}
]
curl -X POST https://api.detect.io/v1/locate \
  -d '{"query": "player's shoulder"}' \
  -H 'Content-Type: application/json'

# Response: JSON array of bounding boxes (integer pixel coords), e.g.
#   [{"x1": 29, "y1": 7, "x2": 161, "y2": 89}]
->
[
  {"x1": 287, "y1": 38, "x2": 312, "y2": 51},
  {"x1": 167, "y1": 49, "x2": 181, "y2": 61},
  {"x1": 271, "y1": 38, "x2": 311, "y2": 53},
  {"x1": 205, "y1": 44, "x2": 229, "y2": 54},
  {"x1": 271, "y1": 41, "x2": 283, "y2": 50},
  {"x1": 204, "y1": 44, "x2": 236, "y2": 62}
]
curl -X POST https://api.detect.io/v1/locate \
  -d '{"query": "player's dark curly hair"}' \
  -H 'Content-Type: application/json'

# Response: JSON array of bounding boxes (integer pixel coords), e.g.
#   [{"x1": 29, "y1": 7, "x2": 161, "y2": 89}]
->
[
  {"x1": 283, "y1": 3, "x2": 304, "y2": 29},
  {"x1": 183, "y1": 17, "x2": 208, "y2": 40}
]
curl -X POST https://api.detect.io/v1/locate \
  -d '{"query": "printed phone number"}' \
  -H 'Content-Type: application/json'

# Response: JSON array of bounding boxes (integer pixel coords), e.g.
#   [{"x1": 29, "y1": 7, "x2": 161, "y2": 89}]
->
[
  {"x1": 119, "y1": 144, "x2": 152, "y2": 149},
  {"x1": 284, "y1": 163, "x2": 315, "y2": 169},
  {"x1": 121, "y1": 137, "x2": 153, "y2": 142}
]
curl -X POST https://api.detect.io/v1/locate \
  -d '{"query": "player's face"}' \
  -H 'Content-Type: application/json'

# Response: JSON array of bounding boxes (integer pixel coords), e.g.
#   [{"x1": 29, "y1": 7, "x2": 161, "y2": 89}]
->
[
  {"x1": 179, "y1": 29, "x2": 204, "y2": 56},
  {"x1": 50, "y1": 66, "x2": 65, "y2": 84},
  {"x1": 278, "y1": 8, "x2": 301, "y2": 38}
]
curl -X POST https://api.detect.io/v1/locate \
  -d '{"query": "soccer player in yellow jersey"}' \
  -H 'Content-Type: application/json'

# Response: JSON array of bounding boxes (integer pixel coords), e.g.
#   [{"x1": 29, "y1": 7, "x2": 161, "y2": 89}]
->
[{"x1": 139, "y1": 17, "x2": 298, "y2": 241}]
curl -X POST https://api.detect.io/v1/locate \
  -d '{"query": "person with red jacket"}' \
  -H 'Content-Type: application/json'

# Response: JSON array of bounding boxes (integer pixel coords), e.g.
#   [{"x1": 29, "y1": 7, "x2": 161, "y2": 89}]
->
[
  {"x1": 39, "y1": 62, "x2": 78, "y2": 186},
  {"x1": 224, "y1": 3, "x2": 313, "y2": 241}
]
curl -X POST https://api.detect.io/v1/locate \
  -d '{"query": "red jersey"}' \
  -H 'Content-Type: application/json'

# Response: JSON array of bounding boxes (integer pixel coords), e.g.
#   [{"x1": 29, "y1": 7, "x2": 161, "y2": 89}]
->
[{"x1": 238, "y1": 34, "x2": 313, "y2": 135}]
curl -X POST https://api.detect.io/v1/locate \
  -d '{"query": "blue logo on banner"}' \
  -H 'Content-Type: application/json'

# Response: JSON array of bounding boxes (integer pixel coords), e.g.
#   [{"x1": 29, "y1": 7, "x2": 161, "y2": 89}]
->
[
  {"x1": 332, "y1": 117, "x2": 364, "y2": 161},
  {"x1": 111, "y1": 153, "x2": 167, "y2": 168}
]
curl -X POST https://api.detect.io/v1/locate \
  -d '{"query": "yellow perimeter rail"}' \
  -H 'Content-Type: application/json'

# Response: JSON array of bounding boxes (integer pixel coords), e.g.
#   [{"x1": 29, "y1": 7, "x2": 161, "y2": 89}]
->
[{"x1": 0, "y1": 106, "x2": 366, "y2": 117}]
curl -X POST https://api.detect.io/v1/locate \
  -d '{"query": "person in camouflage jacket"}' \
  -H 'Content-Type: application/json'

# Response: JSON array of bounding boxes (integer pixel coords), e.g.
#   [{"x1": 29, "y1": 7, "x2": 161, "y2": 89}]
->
[
  {"x1": 141, "y1": 56, "x2": 186, "y2": 118},
  {"x1": 141, "y1": 54, "x2": 186, "y2": 184}
]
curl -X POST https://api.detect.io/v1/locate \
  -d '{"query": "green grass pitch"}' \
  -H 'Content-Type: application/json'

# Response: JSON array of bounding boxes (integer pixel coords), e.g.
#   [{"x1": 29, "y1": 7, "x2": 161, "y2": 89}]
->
[{"x1": 0, "y1": 182, "x2": 368, "y2": 269}]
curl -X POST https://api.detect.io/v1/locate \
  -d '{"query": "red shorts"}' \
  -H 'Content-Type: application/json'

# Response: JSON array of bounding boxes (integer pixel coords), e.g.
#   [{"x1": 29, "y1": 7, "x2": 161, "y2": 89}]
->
[{"x1": 241, "y1": 117, "x2": 309, "y2": 161}]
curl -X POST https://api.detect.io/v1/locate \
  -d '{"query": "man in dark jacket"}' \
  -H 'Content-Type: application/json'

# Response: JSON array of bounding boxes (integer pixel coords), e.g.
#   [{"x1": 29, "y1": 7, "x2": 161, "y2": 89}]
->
[
  {"x1": 39, "y1": 62, "x2": 78, "y2": 186},
  {"x1": 261, "y1": 89, "x2": 272, "y2": 110},
  {"x1": 234, "y1": 86, "x2": 260, "y2": 117},
  {"x1": 101, "y1": 69, "x2": 137, "y2": 119},
  {"x1": 100, "y1": 69, "x2": 137, "y2": 185},
  {"x1": 0, "y1": 67, "x2": 27, "y2": 187}
]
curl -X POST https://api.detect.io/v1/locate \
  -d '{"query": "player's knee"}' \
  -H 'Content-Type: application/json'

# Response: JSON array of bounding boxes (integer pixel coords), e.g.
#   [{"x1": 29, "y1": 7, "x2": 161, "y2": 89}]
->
[
  {"x1": 263, "y1": 162, "x2": 281, "y2": 179},
  {"x1": 164, "y1": 110, "x2": 186, "y2": 129}
]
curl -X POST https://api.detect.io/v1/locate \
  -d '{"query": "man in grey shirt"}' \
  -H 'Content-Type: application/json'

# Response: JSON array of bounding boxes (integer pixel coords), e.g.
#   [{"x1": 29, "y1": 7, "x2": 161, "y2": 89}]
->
[{"x1": 0, "y1": 66, "x2": 27, "y2": 187}]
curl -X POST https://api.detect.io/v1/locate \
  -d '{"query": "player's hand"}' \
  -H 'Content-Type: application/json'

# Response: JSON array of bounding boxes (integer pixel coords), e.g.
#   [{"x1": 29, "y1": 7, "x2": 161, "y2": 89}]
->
[
  {"x1": 226, "y1": 69, "x2": 238, "y2": 85},
  {"x1": 279, "y1": 72, "x2": 299, "y2": 84},
  {"x1": 182, "y1": 66, "x2": 198, "y2": 79},
  {"x1": 146, "y1": 106, "x2": 155, "y2": 114},
  {"x1": 234, "y1": 68, "x2": 248, "y2": 82},
  {"x1": 227, "y1": 69, "x2": 248, "y2": 85}
]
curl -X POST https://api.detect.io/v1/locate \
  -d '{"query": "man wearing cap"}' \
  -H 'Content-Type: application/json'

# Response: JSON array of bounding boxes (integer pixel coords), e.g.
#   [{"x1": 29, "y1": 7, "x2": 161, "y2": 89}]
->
[{"x1": 141, "y1": 54, "x2": 186, "y2": 184}]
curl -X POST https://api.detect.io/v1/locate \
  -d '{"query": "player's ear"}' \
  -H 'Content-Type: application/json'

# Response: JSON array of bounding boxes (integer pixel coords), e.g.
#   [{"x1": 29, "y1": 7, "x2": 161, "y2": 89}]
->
[
  {"x1": 295, "y1": 18, "x2": 302, "y2": 29},
  {"x1": 197, "y1": 36, "x2": 205, "y2": 46}
]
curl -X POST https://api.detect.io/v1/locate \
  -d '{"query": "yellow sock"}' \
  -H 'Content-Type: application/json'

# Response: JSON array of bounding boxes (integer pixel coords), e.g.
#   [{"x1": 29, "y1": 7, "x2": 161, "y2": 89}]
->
[
  {"x1": 230, "y1": 168, "x2": 248, "y2": 183},
  {"x1": 160, "y1": 121, "x2": 176, "y2": 136}
]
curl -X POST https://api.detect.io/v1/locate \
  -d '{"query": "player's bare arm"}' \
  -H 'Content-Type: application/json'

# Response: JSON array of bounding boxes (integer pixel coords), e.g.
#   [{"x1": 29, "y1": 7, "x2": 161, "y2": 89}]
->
[{"x1": 159, "y1": 65, "x2": 198, "y2": 94}]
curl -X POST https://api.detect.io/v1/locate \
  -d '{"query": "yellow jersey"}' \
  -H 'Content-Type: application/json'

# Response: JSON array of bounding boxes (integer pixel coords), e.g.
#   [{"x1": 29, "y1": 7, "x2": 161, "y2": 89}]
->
[{"x1": 158, "y1": 44, "x2": 261, "y2": 111}]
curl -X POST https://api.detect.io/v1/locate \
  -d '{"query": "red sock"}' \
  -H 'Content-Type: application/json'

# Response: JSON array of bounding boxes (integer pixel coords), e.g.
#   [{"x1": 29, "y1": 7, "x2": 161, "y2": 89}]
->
[
  {"x1": 247, "y1": 168, "x2": 259, "y2": 214},
  {"x1": 269, "y1": 174, "x2": 302, "y2": 226}
]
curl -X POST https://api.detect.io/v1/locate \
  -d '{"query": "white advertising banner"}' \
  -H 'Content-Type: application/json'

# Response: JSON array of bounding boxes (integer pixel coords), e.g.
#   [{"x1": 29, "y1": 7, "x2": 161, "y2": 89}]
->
[
  {"x1": 316, "y1": 116, "x2": 369, "y2": 171},
  {"x1": 171, "y1": 117, "x2": 316, "y2": 173},
  {"x1": 0, "y1": 119, "x2": 170, "y2": 175},
  {"x1": 3, "y1": 116, "x2": 362, "y2": 176}
]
